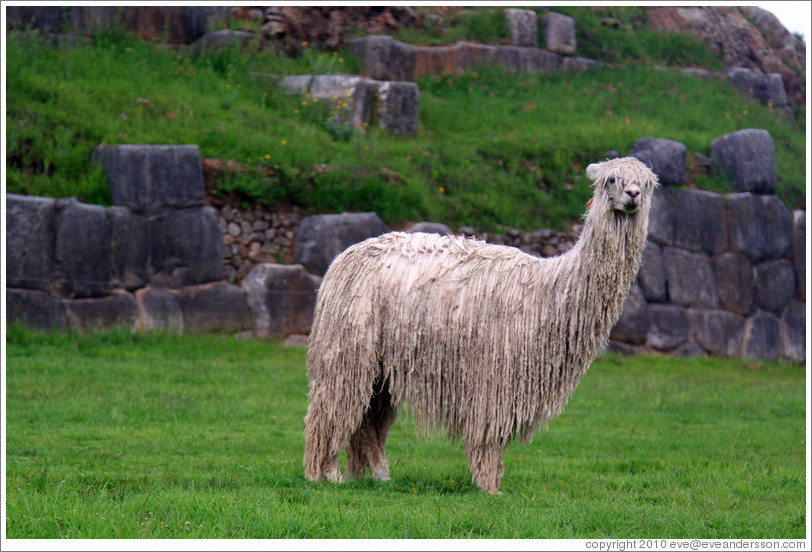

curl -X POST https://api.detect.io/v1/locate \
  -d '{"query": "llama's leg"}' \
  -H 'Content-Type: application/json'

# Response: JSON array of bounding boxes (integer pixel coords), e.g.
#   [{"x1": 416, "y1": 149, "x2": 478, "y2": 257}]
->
[
  {"x1": 346, "y1": 379, "x2": 397, "y2": 481},
  {"x1": 303, "y1": 393, "x2": 348, "y2": 483},
  {"x1": 466, "y1": 443, "x2": 505, "y2": 494}
]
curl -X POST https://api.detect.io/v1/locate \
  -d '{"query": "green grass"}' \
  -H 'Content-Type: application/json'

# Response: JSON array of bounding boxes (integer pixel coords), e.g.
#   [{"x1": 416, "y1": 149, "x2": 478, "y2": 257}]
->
[
  {"x1": 5, "y1": 325, "x2": 807, "y2": 539},
  {"x1": 4, "y1": 23, "x2": 806, "y2": 232}
]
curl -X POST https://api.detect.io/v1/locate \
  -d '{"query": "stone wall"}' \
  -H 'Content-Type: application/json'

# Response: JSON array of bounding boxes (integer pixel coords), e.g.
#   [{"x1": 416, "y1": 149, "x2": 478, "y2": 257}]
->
[
  {"x1": 5, "y1": 5, "x2": 229, "y2": 45},
  {"x1": 5, "y1": 135, "x2": 805, "y2": 363}
]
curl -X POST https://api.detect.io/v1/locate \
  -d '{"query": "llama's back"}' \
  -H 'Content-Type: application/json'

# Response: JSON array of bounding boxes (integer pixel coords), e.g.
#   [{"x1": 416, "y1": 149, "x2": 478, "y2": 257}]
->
[{"x1": 307, "y1": 231, "x2": 584, "y2": 446}]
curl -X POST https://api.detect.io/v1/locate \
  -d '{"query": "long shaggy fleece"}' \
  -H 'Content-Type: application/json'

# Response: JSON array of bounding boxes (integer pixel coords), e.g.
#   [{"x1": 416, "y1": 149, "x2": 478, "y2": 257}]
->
[{"x1": 303, "y1": 157, "x2": 659, "y2": 493}]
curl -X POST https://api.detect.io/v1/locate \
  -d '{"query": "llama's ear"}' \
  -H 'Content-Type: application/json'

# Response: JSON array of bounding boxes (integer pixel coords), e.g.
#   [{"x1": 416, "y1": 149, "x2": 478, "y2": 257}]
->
[{"x1": 585, "y1": 163, "x2": 603, "y2": 182}]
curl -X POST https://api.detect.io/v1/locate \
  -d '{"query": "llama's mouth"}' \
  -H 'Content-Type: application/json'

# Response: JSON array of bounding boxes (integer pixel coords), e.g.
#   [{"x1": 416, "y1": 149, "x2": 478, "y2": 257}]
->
[{"x1": 621, "y1": 204, "x2": 638, "y2": 214}]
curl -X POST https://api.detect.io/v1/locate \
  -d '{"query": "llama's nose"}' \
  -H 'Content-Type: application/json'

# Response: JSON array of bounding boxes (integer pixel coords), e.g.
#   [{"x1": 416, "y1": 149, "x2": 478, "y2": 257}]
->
[{"x1": 625, "y1": 186, "x2": 640, "y2": 200}]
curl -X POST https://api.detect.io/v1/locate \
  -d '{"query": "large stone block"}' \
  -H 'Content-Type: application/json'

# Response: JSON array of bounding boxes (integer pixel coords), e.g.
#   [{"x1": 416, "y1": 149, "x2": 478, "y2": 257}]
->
[
  {"x1": 6, "y1": 288, "x2": 68, "y2": 331},
  {"x1": 628, "y1": 137, "x2": 686, "y2": 186},
  {"x1": 726, "y1": 193, "x2": 792, "y2": 263},
  {"x1": 407, "y1": 222, "x2": 453, "y2": 235},
  {"x1": 93, "y1": 144, "x2": 205, "y2": 216},
  {"x1": 309, "y1": 74, "x2": 378, "y2": 127},
  {"x1": 753, "y1": 259, "x2": 796, "y2": 314},
  {"x1": 134, "y1": 287, "x2": 183, "y2": 333},
  {"x1": 294, "y1": 212, "x2": 388, "y2": 277},
  {"x1": 690, "y1": 308, "x2": 745, "y2": 357},
  {"x1": 189, "y1": 29, "x2": 257, "y2": 53},
  {"x1": 53, "y1": 198, "x2": 112, "y2": 298},
  {"x1": 637, "y1": 240, "x2": 666, "y2": 303},
  {"x1": 757, "y1": 73, "x2": 788, "y2": 108},
  {"x1": 110, "y1": 206, "x2": 149, "y2": 290},
  {"x1": 781, "y1": 301, "x2": 805, "y2": 363},
  {"x1": 647, "y1": 186, "x2": 675, "y2": 246},
  {"x1": 6, "y1": 194, "x2": 56, "y2": 292},
  {"x1": 505, "y1": 8, "x2": 538, "y2": 48},
  {"x1": 64, "y1": 290, "x2": 138, "y2": 332},
  {"x1": 172, "y1": 281, "x2": 251, "y2": 334},
  {"x1": 148, "y1": 206, "x2": 225, "y2": 287},
  {"x1": 714, "y1": 252, "x2": 754, "y2": 315},
  {"x1": 243, "y1": 263, "x2": 322, "y2": 339},
  {"x1": 730, "y1": 69, "x2": 789, "y2": 109},
  {"x1": 662, "y1": 247, "x2": 719, "y2": 308},
  {"x1": 710, "y1": 129, "x2": 776, "y2": 194},
  {"x1": 791, "y1": 210, "x2": 805, "y2": 301},
  {"x1": 671, "y1": 189, "x2": 727, "y2": 255},
  {"x1": 542, "y1": 12, "x2": 576, "y2": 55},
  {"x1": 376, "y1": 81, "x2": 420, "y2": 136},
  {"x1": 610, "y1": 282, "x2": 648, "y2": 345},
  {"x1": 350, "y1": 35, "x2": 416, "y2": 82},
  {"x1": 646, "y1": 304, "x2": 689, "y2": 351},
  {"x1": 742, "y1": 310, "x2": 782, "y2": 361}
]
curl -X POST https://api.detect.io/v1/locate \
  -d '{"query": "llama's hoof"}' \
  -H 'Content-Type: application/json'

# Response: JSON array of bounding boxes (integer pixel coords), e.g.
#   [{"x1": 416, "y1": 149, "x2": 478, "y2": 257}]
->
[
  {"x1": 370, "y1": 466, "x2": 391, "y2": 481},
  {"x1": 323, "y1": 468, "x2": 344, "y2": 483}
]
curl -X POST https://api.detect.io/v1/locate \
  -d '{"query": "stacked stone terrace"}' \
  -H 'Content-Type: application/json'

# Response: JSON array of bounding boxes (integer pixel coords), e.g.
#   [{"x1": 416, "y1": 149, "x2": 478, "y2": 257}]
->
[{"x1": 608, "y1": 131, "x2": 805, "y2": 362}]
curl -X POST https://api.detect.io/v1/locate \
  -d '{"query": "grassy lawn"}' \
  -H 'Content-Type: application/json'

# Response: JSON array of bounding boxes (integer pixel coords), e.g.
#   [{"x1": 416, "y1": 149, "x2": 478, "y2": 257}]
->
[{"x1": 4, "y1": 326, "x2": 807, "y2": 539}]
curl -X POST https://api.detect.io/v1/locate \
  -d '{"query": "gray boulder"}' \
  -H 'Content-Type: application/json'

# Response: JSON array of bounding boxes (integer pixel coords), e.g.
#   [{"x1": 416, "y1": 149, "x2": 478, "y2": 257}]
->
[
  {"x1": 6, "y1": 194, "x2": 56, "y2": 292},
  {"x1": 710, "y1": 129, "x2": 776, "y2": 194},
  {"x1": 542, "y1": 12, "x2": 576, "y2": 55},
  {"x1": 376, "y1": 81, "x2": 419, "y2": 136},
  {"x1": 662, "y1": 247, "x2": 719, "y2": 308},
  {"x1": 110, "y1": 206, "x2": 149, "y2": 290},
  {"x1": 675, "y1": 340, "x2": 708, "y2": 358},
  {"x1": 647, "y1": 186, "x2": 676, "y2": 246},
  {"x1": 627, "y1": 137, "x2": 686, "y2": 186},
  {"x1": 742, "y1": 310, "x2": 782, "y2": 361},
  {"x1": 505, "y1": 9, "x2": 538, "y2": 48},
  {"x1": 728, "y1": 68, "x2": 788, "y2": 109},
  {"x1": 690, "y1": 308, "x2": 745, "y2": 357},
  {"x1": 757, "y1": 73, "x2": 789, "y2": 108},
  {"x1": 294, "y1": 212, "x2": 388, "y2": 276},
  {"x1": 135, "y1": 287, "x2": 184, "y2": 333},
  {"x1": 610, "y1": 282, "x2": 648, "y2": 345},
  {"x1": 172, "y1": 281, "x2": 251, "y2": 334},
  {"x1": 714, "y1": 252, "x2": 754, "y2": 315},
  {"x1": 64, "y1": 291, "x2": 138, "y2": 332},
  {"x1": 6, "y1": 288, "x2": 68, "y2": 331},
  {"x1": 781, "y1": 301, "x2": 805, "y2": 363},
  {"x1": 350, "y1": 35, "x2": 416, "y2": 82},
  {"x1": 407, "y1": 222, "x2": 453, "y2": 235},
  {"x1": 190, "y1": 30, "x2": 257, "y2": 53},
  {"x1": 309, "y1": 74, "x2": 378, "y2": 127},
  {"x1": 637, "y1": 240, "x2": 666, "y2": 303},
  {"x1": 726, "y1": 193, "x2": 792, "y2": 263},
  {"x1": 753, "y1": 259, "x2": 796, "y2": 314},
  {"x1": 791, "y1": 210, "x2": 805, "y2": 301},
  {"x1": 243, "y1": 263, "x2": 322, "y2": 339},
  {"x1": 149, "y1": 206, "x2": 225, "y2": 287},
  {"x1": 93, "y1": 144, "x2": 206, "y2": 216},
  {"x1": 53, "y1": 198, "x2": 111, "y2": 298},
  {"x1": 646, "y1": 304, "x2": 689, "y2": 351},
  {"x1": 671, "y1": 189, "x2": 727, "y2": 255}
]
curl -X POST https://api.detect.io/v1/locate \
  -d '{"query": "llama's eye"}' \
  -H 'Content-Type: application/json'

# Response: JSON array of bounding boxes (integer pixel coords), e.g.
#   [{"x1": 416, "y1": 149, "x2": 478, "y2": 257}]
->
[{"x1": 608, "y1": 177, "x2": 615, "y2": 184}]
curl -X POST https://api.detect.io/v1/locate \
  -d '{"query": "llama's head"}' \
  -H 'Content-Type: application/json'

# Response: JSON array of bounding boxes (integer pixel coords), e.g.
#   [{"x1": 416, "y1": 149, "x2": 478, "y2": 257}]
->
[{"x1": 585, "y1": 157, "x2": 659, "y2": 216}]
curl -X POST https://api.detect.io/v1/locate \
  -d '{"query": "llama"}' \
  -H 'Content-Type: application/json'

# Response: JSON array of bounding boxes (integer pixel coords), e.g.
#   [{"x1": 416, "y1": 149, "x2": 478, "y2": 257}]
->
[{"x1": 303, "y1": 157, "x2": 658, "y2": 493}]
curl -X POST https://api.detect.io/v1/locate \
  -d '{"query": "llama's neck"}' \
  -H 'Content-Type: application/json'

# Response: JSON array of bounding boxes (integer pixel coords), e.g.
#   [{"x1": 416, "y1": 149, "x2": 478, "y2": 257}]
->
[{"x1": 555, "y1": 210, "x2": 649, "y2": 346}]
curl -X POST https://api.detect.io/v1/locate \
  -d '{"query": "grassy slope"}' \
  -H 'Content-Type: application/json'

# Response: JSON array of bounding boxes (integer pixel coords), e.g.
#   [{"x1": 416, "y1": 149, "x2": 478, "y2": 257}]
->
[
  {"x1": 4, "y1": 13, "x2": 806, "y2": 233},
  {"x1": 5, "y1": 326, "x2": 806, "y2": 539}
]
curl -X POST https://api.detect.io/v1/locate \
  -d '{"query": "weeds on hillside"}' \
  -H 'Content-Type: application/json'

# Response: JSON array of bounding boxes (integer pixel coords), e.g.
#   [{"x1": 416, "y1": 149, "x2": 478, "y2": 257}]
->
[{"x1": 5, "y1": 24, "x2": 805, "y2": 232}]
